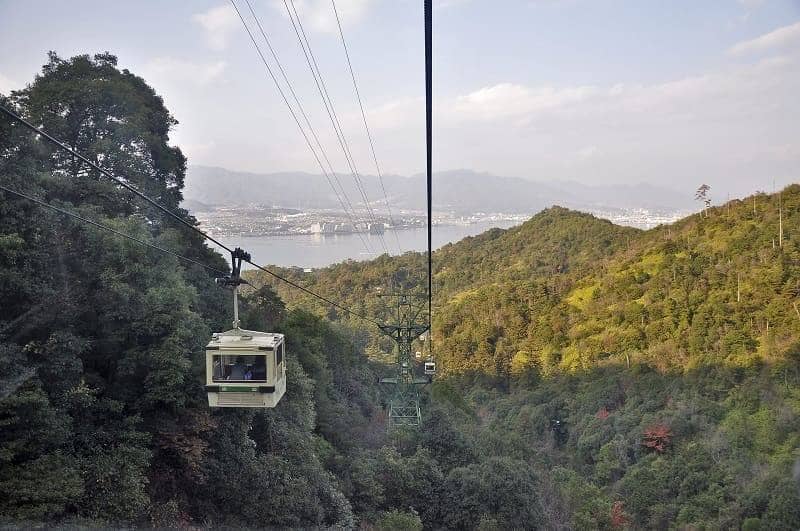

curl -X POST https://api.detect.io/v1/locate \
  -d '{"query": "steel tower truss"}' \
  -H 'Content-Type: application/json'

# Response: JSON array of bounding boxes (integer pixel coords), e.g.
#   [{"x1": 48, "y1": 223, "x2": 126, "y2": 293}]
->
[{"x1": 378, "y1": 293, "x2": 430, "y2": 427}]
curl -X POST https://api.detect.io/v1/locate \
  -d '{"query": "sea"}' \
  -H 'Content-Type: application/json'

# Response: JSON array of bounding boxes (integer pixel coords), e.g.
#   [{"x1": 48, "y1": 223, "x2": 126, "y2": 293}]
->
[{"x1": 219, "y1": 219, "x2": 520, "y2": 269}]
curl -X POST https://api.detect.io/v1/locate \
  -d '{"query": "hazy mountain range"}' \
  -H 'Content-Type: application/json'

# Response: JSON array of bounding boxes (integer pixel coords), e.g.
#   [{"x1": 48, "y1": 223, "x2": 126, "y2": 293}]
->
[{"x1": 183, "y1": 165, "x2": 695, "y2": 214}]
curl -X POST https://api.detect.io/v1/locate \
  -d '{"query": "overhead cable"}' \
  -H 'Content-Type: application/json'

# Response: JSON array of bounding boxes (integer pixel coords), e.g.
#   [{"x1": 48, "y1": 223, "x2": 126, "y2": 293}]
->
[
  {"x1": 425, "y1": 0, "x2": 433, "y2": 329},
  {"x1": 331, "y1": 0, "x2": 403, "y2": 254},
  {"x1": 0, "y1": 184, "x2": 229, "y2": 277},
  {"x1": 230, "y1": 0, "x2": 374, "y2": 255},
  {"x1": 282, "y1": 0, "x2": 390, "y2": 254},
  {"x1": 1, "y1": 105, "x2": 381, "y2": 327}
]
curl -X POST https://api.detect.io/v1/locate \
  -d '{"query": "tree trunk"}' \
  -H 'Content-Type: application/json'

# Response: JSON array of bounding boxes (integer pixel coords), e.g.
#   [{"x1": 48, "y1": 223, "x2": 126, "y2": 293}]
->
[
  {"x1": 779, "y1": 194, "x2": 783, "y2": 248},
  {"x1": 737, "y1": 273, "x2": 741, "y2": 303}
]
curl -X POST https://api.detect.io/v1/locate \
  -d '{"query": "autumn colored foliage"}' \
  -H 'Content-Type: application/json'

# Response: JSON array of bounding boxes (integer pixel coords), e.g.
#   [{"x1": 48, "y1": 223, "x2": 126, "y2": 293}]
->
[
  {"x1": 642, "y1": 423, "x2": 672, "y2": 452},
  {"x1": 611, "y1": 501, "x2": 630, "y2": 529}
]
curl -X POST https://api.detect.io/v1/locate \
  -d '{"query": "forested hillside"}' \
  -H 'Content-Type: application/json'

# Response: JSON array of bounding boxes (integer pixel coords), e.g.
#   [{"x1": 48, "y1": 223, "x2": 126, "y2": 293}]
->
[
  {"x1": 264, "y1": 187, "x2": 800, "y2": 379},
  {"x1": 0, "y1": 53, "x2": 417, "y2": 529},
  {"x1": 256, "y1": 186, "x2": 800, "y2": 529},
  {"x1": 2, "y1": 52, "x2": 799, "y2": 530}
]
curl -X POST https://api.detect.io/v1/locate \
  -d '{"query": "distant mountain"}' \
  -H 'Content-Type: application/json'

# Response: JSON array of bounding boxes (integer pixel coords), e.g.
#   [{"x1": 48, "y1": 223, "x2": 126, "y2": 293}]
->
[
  {"x1": 182, "y1": 198, "x2": 215, "y2": 213},
  {"x1": 183, "y1": 165, "x2": 694, "y2": 214}
]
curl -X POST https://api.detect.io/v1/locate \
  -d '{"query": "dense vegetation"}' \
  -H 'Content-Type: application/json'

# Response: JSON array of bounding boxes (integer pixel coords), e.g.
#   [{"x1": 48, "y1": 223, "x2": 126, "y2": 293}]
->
[
  {"x1": 0, "y1": 53, "x2": 385, "y2": 529},
  {"x1": 256, "y1": 178, "x2": 800, "y2": 529},
  {"x1": 2, "y1": 53, "x2": 799, "y2": 529}
]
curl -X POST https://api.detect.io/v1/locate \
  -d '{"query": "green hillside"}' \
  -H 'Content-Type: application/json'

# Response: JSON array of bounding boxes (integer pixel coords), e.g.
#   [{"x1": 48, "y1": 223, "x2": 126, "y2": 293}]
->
[
  {"x1": 252, "y1": 187, "x2": 800, "y2": 529},
  {"x1": 437, "y1": 188, "x2": 800, "y2": 379},
  {"x1": 262, "y1": 187, "x2": 800, "y2": 380}
]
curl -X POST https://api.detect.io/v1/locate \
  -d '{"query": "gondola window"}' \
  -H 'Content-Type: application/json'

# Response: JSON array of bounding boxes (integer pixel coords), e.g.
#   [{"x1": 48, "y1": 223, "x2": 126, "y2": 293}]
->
[{"x1": 212, "y1": 354, "x2": 268, "y2": 382}]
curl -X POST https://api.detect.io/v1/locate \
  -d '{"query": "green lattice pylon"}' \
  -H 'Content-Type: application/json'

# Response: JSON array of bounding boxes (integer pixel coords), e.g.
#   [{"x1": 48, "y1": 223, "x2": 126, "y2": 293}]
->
[{"x1": 378, "y1": 293, "x2": 430, "y2": 427}]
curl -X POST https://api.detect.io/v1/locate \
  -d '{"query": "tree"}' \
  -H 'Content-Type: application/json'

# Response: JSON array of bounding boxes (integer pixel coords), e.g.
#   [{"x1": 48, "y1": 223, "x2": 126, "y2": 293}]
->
[
  {"x1": 12, "y1": 52, "x2": 188, "y2": 214},
  {"x1": 375, "y1": 509, "x2": 423, "y2": 530},
  {"x1": 0, "y1": 381, "x2": 82, "y2": 521},
  {"x1": 642, "y1": 424, "x2": 672, "y2": 453},
  {"x1": 1, "y1": 53, "x2": 226, "y2": 524},
  {"x1": 436, "y1": 457, "x2": 544, "y2": 530},
  {"x1": 611, "y1": 501, "x2": 630, "y2": 529},
  {"x1": 695, "y1": 184, "x2": 711, "y2": 217}
]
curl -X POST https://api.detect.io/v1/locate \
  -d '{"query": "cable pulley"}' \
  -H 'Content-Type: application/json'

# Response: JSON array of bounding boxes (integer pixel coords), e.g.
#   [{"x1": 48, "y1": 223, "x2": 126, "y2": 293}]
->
[
  {"x1": 214, "y1": 248, "x2": 251, "y2": 328},
  {"x1": 216, "y1": 247, "x2": 251, "y2": 289}
]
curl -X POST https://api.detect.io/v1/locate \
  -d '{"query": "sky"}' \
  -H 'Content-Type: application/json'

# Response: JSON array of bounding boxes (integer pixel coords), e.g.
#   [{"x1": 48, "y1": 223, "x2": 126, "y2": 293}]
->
[{"x1": 1, "y1": 0, "x2": 799, "y2": 200}]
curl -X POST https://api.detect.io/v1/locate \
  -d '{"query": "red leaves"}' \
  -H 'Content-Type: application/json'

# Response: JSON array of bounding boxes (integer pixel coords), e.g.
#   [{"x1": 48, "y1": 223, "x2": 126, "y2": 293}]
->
[
  {"x1": 611, "y1": 501, "x2": 630, "y2": 529},
  {"x1": 642, "y1": 423, "x2": 672, "y2": 452}
]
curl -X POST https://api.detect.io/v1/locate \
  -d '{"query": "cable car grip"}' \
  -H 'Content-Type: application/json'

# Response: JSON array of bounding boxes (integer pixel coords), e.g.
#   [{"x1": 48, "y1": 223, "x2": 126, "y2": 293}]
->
[{"x1": 215, "y1": 247, "x2": 251, "y2": 328}]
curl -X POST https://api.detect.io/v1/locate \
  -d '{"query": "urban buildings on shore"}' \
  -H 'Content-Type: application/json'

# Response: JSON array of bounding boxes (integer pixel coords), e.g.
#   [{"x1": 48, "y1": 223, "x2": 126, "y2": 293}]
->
[{"x1": 192, "y1": 204, "x2": 685, "y2": 238}]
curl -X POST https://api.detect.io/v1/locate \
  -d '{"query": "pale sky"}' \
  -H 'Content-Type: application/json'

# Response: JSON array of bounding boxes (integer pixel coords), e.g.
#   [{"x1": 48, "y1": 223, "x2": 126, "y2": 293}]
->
[{"x1": 1, "y1": 0, "x2": 799, "y2": 198}]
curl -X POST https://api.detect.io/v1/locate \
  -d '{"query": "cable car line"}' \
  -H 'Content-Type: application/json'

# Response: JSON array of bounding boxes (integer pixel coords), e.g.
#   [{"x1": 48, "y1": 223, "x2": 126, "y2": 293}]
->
[
  {"x1": 375, "y1": 0, "x2": 435, "y2": 427},
  {"x1": 0, "y1": 185, "x2": 229, "y2": 278},
  {"x1": 0, "y1": 105, "x2": 381, "y2": 328},
  {"x1": 330, "y1": 0, "x2": 403, "y2": 255},
  {"x1": 237, "y1": 0, "x2": 371, "y2": 255},
  {"x1": 243, "y1": 259, "x2": 382, "y2": 327},
  {"x1": 234, "y1": 0, "x2": 372, "y2": 255},
  {"x1": 6, "y1": 178, "x2": 380, "y2": 328},
  {"x1": 284, "y1": 0, "x2": 390, "y2": 255},
  {"x1": 281, "y1": 0, "x2": 390, "y2": 255},
  {"x1": 230, "y1": 0, "x2": 374, "y2": 256},
  {"x1": 0, "y1": 104, "x2": 231, "y2": 254},
  {"x1": 422, "y1": 0, "x2": 435, "y2": 378},
  {"x1": 425, "y1": 0, "x2": 433, "y2": 330}
]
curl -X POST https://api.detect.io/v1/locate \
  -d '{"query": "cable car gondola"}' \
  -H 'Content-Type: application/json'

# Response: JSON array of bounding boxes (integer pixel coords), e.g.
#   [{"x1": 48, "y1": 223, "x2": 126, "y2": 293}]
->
[
  {"x1": 206, "y1": 248, "x2": 286, "y2": 408},
  {"x1": 205, "y1": 328, "x2": 286, "y2": 408}
]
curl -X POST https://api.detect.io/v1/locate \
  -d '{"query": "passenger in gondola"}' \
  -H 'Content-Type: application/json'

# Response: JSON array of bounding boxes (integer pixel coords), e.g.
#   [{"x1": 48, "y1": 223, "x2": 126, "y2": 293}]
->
[
  {"x1": 229, "y1": 357, "x2": 246, "y2": 380},
  {"x1": 244, "y1": 367, "x2": 253, "y2": 381},
  {"x1": 213, "y1": 358, "x2": 224, "y2": 381}
]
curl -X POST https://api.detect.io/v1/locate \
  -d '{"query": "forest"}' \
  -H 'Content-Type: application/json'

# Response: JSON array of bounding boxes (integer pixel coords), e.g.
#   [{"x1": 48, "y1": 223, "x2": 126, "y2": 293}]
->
[{"x1": 1, "y1": 53, "x2": 799, "y2": 530}]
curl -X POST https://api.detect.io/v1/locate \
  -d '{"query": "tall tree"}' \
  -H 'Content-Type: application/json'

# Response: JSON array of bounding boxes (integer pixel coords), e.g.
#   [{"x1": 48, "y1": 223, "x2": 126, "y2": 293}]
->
[{"x1": 695, "y1": 184, "x2": 711, "y2": 218}]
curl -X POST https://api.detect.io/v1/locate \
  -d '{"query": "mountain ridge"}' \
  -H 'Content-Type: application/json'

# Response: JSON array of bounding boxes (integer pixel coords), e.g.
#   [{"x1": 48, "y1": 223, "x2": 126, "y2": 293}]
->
[{"x1": 184, "y1": 165, "x2": 694, "y2": 214}]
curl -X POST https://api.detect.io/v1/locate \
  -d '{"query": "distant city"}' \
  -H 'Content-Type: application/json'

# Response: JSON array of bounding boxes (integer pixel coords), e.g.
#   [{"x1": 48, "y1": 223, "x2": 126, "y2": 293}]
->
[
  {"x1": 193, "y1": 204, "x2": 689, "y2": 238},
  {"x1": 586, "y1": 207, "x2": 692, "y2": 230}
]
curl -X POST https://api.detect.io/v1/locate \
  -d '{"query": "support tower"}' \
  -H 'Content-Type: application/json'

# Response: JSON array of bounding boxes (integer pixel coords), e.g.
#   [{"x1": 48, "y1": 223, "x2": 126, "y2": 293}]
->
[{"x1": 378, "y1": 293, "x2": 430, "y2": 427}]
